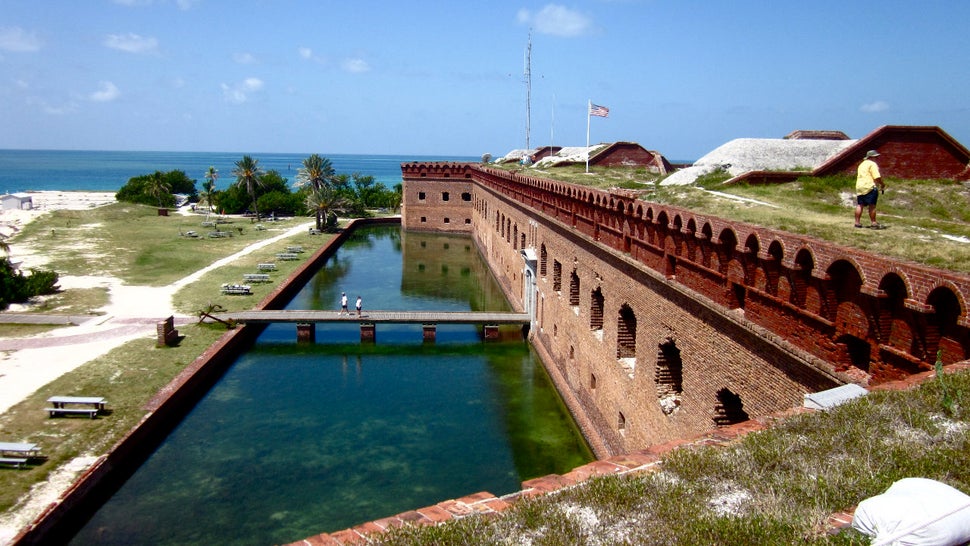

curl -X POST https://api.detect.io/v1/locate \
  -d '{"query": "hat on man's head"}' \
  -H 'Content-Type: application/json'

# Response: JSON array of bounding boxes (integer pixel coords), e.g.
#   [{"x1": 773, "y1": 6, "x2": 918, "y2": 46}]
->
[{"x1": 865, "y1": 150, "x2": 880, "y2": 158}]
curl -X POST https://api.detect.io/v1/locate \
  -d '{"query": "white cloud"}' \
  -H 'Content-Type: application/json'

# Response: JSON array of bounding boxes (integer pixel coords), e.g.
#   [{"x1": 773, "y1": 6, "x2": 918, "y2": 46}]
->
[
  {"x1": 233, "y1": 52, "x2": 257, "y2": 64},
  {"x1": 517, "y1": 4, "x2": 593, "y2": 37},
  {"x1": 104, "y1": 33, "x2": 159, "y2": 54},
  {"x1": 26, "y1": 96, "x2": 78, "y2": 115},
  {"x1": 298, "y1": 47, "x2": 313, "y2": 60},
  {"x1": 860, "y1": 100, "x2": 890, "y2": 113},
  {"x1": 221, "y1": 77, "x2": 264, "y2": 104},
  {"x1": 342, "y1": 58, "x2": 370, "y2": 73},
  {"x1": 90, "y1": 81, "x2": 121, "y2": 102},
  {"x1": 0, "y1": 26, "x2": 43, "y2": 52}
]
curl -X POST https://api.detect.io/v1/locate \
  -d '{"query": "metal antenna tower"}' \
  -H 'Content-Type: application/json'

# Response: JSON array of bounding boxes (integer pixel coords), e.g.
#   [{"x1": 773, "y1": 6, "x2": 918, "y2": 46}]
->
[{"x1": 524, "y1": 30, "x2": 532, "y2": 150}]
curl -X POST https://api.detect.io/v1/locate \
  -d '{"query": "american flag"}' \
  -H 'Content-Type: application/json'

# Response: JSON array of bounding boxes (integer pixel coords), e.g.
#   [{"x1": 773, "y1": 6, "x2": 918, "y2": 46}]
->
[{"x1": 589, "y1": 103, "x2": 609, "y2": 118}]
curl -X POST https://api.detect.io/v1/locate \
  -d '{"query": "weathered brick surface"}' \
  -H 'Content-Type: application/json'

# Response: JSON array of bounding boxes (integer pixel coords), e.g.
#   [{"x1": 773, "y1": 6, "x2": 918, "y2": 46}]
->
[{"x1": 401, "y1": 161, "x2": 970, "y2": 457}]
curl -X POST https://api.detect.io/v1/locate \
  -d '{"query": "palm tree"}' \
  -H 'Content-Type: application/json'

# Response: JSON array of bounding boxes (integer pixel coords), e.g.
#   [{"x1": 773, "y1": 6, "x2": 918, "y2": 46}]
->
[
  {"x1": 232, "y1": 155, "x2": 265, "y2": 221},
  {"x1": 305, "y1": 184, "x2": 350, "y2": 232},
  {"x1": 145, "y1": 171, "x2": 171, "y2": 208},
  {"x1": 295, "y1": 154, "x2": 335, "y2": 229},
  {"x1": 199, "y1": 166, "x2": 218, "y2": 219}
]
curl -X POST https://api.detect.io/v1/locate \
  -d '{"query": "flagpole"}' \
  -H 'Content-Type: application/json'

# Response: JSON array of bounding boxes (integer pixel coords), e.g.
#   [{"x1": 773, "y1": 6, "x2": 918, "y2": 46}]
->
[{"x1": 586, "y1": 99, "x2": 591, "y2": 173}]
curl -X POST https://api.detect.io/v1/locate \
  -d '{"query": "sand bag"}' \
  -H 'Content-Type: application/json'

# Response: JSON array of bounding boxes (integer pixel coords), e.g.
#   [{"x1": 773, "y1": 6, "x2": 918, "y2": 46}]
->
[{"x1": 851, "y1": 478, "x2": 970, "y2": 545}]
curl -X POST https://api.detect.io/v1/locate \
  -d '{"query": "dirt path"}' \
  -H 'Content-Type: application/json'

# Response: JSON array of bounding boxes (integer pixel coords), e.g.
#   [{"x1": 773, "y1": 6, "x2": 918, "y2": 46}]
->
[{"x1": 0, "y1": 220, "x2": 313, "y2": 415}]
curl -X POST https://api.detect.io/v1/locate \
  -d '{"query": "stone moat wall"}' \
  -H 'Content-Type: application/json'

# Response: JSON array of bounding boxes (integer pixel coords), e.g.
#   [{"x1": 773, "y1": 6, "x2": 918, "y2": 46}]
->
[{"x1": 401, "y1": 161, "x2": 970, "y2": 455}]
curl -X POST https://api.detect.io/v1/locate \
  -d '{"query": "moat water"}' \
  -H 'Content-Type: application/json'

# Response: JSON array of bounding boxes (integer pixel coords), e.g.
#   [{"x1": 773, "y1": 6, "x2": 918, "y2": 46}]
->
[{"x1": 71, "y1": 225, "x2": 593, "y2": 545}]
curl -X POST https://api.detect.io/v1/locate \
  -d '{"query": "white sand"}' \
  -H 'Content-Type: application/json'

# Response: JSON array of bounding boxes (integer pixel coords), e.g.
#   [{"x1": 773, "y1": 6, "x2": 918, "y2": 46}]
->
[{"x1": 0, "y1": 193, "x2": 312, "y2": 543}]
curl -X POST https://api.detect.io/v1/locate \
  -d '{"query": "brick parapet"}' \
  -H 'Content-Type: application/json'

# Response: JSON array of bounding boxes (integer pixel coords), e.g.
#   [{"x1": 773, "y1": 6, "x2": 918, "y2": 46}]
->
[{"x1": 457, "y1": 163, "x2": 969, "y2": 381}]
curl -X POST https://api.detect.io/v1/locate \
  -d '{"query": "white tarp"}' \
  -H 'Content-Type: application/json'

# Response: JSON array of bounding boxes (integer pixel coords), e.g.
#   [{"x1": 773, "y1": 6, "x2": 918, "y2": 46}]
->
[{"x1": 852, "y1": 478, "x2": 970, "y2": 545}]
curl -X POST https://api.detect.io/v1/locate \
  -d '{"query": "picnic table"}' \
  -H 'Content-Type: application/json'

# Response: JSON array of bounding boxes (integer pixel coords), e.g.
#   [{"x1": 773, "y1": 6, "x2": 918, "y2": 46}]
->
[
  {"x1": 201, "y1": 221, "x2": 216, "y2": 227},
  {"x1": 276, "y1": 252, "x2": 299, "y2": 260},
  {"x1": 0, "y1": 442, "x2": 41, "y2": 468},
  {"x1": 308, "y1": 228, "x2": 322, "y2": 235},
  {"x1": 208, "y1": 231, "x2": 232, "y2": 238},
  {"x1": 45, "y1": 396, "x2": 107, "y2": 419},
  {"x1": 243, "y1": 273, "x2": 271, "y2": 283},
  {"x1": 256, "y1": 263, "x2": 277, "y2": 271},
  {"x1": 286, "y1": 245, "x2": 304, "y2": 253},
  {"x1": 221, "y1": 283, "x2": 252, "y2": 295}
]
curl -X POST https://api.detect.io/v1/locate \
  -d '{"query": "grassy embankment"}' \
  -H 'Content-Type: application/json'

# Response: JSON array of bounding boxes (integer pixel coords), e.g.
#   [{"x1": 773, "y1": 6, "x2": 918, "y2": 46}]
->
[
  {"x1": 0, "y1": 202, "x2": 331, "y2": 515},
  {"x1": 497, "y1": 163, "x2": 970, "y2": 272},
  {"x1": 380, "y1": 369, "x2": 969, "y2": 545}
]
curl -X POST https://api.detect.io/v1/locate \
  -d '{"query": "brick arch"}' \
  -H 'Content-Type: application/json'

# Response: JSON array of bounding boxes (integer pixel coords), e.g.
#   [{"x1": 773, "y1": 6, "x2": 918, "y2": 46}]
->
[
  {"x1": 828, "y1": 259, "x2": 866, "y2": 335},
  {"x1": 714, "y1": 227, "x2": 739, "y2": 274},
  {"x1": 744, "y1": 233, "x2": 761, "y2": 256},
  {"x1": 925, "y1": 279, "x2": 968, "y2": 324},
  {"x1": 926, "y1": 285, "x2": 968, "y2": 364},
  {"x1": 877, "y1": 272, "x2": 923, "y2": 363},
  {"x1": 686, "y1": 217, "x2": 698, "y2": 235}
]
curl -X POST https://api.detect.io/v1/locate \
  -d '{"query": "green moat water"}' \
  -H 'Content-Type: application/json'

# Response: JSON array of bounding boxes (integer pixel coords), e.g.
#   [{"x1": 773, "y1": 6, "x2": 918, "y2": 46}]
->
[{"x1": 72, "y1": 225, "x2": 592, "y2": 545}]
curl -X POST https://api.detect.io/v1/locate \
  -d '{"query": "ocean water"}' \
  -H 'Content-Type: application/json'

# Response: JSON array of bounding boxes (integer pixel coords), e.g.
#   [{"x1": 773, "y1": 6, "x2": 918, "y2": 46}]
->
[{"x1": 0, "y1": 149, "x2": 477, "y2": 195}]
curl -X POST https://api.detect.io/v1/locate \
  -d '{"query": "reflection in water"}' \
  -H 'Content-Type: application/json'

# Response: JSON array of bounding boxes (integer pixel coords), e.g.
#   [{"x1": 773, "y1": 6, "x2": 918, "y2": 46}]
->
[{"x1": 72, "y1": 225, "x2": 591, "y2": 546}]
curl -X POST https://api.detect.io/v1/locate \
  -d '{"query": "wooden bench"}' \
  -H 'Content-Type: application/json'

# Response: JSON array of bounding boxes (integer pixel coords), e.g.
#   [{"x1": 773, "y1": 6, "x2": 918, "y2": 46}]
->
[
  {"x1": 308, "y1": 228, "x2": 321, "y2": 235},
  {"x1": 286, "y1": 245, "x2": 304, "y2": 253},
  {"x1": 46, "y1": 407, "x2": 99, "y2": 419},
  {"x1": 243, "y1": 273, "x2": 270, "y2": 283},
  {"x1": 0, "y1": 457, "x2": 29, "y2": 469},
  {"x1": 276, "y1": 252, "x2": 299, "y2": 260},
  {"x1": 201, "y1": 221, "x2": 216, "y2": 227},
  {"x1": 256, "y1": 263, "x2": 277, "y2": 271}
]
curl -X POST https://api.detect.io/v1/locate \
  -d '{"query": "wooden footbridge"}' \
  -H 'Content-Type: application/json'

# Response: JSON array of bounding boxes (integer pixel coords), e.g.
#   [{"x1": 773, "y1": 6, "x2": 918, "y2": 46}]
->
[{"x1": 209, "y1": 310, "x2": 531, "y2": 342}]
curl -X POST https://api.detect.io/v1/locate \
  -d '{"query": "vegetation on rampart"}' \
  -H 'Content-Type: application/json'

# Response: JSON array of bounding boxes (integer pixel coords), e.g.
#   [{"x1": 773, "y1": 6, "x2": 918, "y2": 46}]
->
[{"x1": 493, "y1": 162, "x2": 970, "y2": 272}]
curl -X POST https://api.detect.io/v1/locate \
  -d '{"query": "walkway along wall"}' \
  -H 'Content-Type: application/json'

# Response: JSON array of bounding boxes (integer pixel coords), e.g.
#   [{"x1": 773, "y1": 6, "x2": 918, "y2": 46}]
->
[{"x1": 401, "y1": 162, "x2": 970, "y2": 456}]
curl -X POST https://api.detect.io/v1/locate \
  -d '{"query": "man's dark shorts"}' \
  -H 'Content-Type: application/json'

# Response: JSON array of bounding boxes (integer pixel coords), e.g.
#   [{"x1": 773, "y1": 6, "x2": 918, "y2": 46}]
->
[{"x1": 857, "y1": 188, "x2": 879, "y2": 206}]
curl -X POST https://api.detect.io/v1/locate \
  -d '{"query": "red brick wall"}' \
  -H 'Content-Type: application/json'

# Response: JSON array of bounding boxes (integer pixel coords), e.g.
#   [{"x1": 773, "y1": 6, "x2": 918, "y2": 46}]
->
[{"x1": 402, "y1": 162, "x2": 970, "y2": 454}]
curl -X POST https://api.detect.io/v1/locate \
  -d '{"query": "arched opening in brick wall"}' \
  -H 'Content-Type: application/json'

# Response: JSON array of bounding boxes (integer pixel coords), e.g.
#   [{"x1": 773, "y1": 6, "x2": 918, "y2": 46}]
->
[
  {"x1": 539, "y1": 244, "x2": 547, "y2": 277},
  {"x1": 791, "y1": 248, "x2": 815, "y2": 308},
  {"x1": 569, "y1": 270, "x2": 580, "y2": 306},
  {"x1": 698, "y1": 223, "x2": 713, "y2": 268},
  {"x1": 731, "y1": 283, "x2": 746, "y2": 310},
  {"x1": 590, "y1": 288, "x2": 604, "y2": 331},
  {"x1": 763, "y1": 240, "x2": 785, "y2": 296},
  {"x1": 826, "y1": 260, "x2": 864, "y2": 323},
  {"x1": 713, "y1": 388, "x2": 748, "y2": 427},
  {"x1": 616, "y1": 304, "x2": 637, "y2": 360},
  {"x1": 552, "y1": 260, "x2": 562, "y2": 292},
  {"x1": 927, "y1": 287, "x2": 967, "y2": 364},
  {"x1": 617, "y1": 411, "x2": 627, "y2": 436},
  {"x1": 655, "y1": 338, "x2": 683, "y2": 415},
  {"x1": 715, "y1": 228, "x2": 738, "y2": 277},
  {"x1": 878, "y1": 274, "x2": 922, "y2": 363},
  {"x1": 835, "y1": 334, "x2": 872, "y2": 372}
]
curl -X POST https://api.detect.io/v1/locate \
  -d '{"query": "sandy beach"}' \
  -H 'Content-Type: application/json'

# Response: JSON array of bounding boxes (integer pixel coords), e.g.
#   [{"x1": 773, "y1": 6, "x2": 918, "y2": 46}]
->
[{"x1": 0, "y1": 193, "x2": 312, "y2": 543}]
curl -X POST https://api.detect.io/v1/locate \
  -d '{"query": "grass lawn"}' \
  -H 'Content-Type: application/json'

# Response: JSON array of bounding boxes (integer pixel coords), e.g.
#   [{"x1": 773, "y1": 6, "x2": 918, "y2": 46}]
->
[{"x1": 0, "y1": 203, "x2": 330, "y2": 518}]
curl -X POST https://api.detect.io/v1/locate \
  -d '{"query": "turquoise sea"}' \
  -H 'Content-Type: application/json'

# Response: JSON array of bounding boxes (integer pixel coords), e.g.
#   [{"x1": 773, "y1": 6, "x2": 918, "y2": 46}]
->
[{"x1": 0, "y1": 149, "x2": 477, "y2": 195}]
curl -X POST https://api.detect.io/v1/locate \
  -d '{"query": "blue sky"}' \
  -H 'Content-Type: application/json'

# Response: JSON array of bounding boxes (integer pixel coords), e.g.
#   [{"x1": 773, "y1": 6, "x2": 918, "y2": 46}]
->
[{"x1": 1, "y1": 0, "x2": 969, "y2": 161}]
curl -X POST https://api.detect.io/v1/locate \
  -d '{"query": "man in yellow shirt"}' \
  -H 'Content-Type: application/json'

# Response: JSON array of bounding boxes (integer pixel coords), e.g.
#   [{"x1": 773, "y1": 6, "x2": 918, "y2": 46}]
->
[{"x1": 855, "y1": 150, "x2": 886, "y2": 229}]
